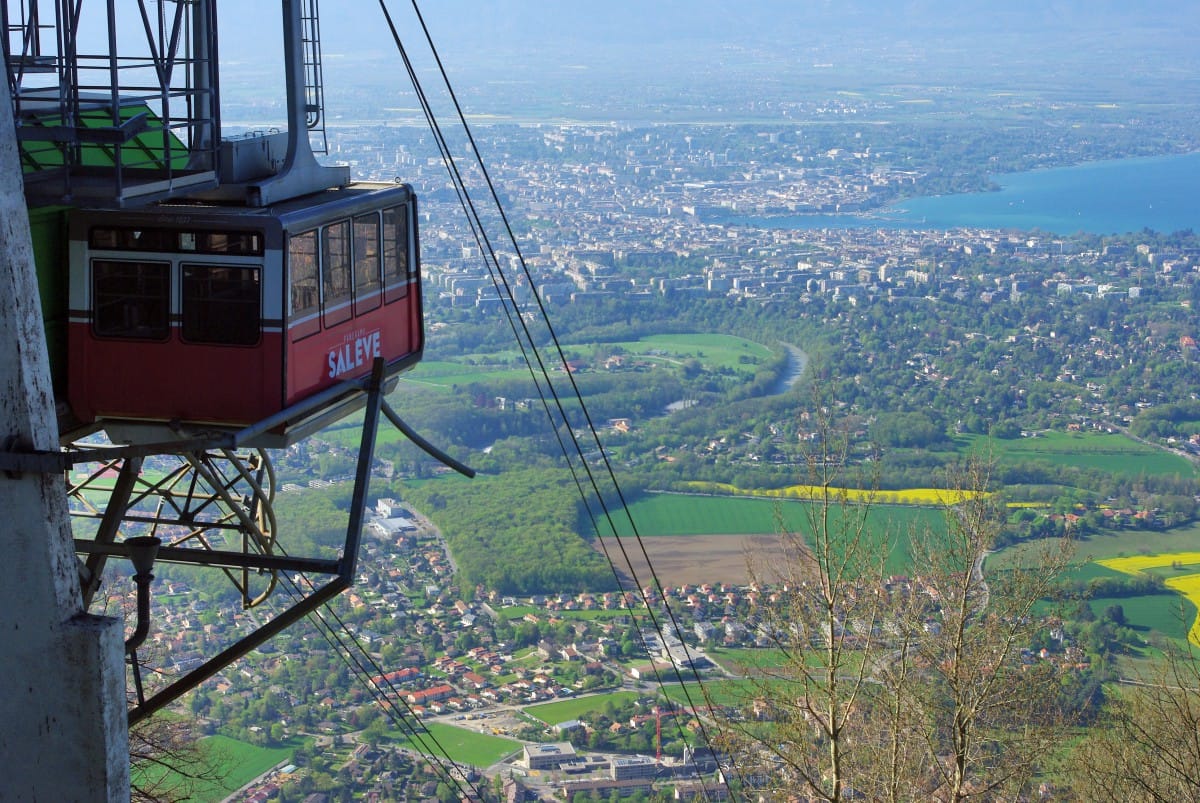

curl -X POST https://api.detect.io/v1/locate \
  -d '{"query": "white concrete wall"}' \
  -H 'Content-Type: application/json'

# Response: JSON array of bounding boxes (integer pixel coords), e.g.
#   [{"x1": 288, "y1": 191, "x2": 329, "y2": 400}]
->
[{"x1": 0, "y1": 73, "x2": 130, "y2": 800}]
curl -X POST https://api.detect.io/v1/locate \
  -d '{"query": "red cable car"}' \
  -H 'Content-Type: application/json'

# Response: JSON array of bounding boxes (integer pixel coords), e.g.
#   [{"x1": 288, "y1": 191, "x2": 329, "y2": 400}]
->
[
  {"x1": 66, "y1": 182, "x2": 423, "y2": 446},
  {"x1": 5, "y1": 0, "x2": 470, "y2": 727}
]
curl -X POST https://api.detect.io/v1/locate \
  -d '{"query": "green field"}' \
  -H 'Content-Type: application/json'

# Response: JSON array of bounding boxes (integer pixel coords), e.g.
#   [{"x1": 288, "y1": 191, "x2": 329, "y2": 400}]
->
[
  {"x1": 610, "y1": 492, "x2": 945, "y2": 538},
  {"x1": 1088, "y1": 593, "x2": 1194, "y2": 643},
  {"x1": 396, "y1": 332, "x2": 774, "y2": 390},
  {"x1": 1012, "y1": 523, "x2": 1200, "y2": 565},
  {"x1": 140, "y1": 734, "x2": 301, "y2": 803},
  {"x1": 524, "y1": 691, "x2": 643, "y2": 724},
  {"x1": 959, "y1": 431, "x2": 1196, "y2": 478},
  {"x1": 708, "y1": 647, "x2": 792, "y2": 675},
  {"x1": 1002, "y1": 527, "x2": 1200, "y2": 645},
  {"x1": 321, "y1": 332, "x2": 776, "y2": 449},
  {"x1": 1057, "y1": 561, "x2": 1123, "y2": 584},
  {"x1": 390, "y1": 722, "x2": 522, "y2": 767},
  {"x1": 400, "y1": 359, "x2": 532, "y2": 388},
  {"x1": 603, "y1": 333, "x2": 775, "y2": 371},
  {"x1": 605, "y1": 492, "x2": 946, "y2": 574},
  {"x1": 659, "y1": 679, "x2": 761, "y2": 709}
]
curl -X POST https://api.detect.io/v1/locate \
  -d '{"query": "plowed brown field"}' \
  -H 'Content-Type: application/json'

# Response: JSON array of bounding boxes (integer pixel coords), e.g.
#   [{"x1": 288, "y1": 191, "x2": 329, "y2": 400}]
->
[{"x1": 603, "y1": 534, "x2": 796, "y2": 587}]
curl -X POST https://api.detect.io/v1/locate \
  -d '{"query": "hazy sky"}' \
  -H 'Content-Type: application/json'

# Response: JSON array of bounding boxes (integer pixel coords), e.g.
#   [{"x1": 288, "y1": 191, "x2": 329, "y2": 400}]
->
[
  {"x1": 222, "y1": 1, "x2": 1200, "y2": 47},
  {"x1": 203, "y1": 1, "x2": 1200, "y2": 120},
  {"x1": 220, "y1": 1, "x2": 1200, "y2": 72}
]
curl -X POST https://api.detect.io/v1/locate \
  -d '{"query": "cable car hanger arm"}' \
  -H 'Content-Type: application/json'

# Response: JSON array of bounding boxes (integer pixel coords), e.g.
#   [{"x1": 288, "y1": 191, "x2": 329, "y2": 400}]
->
[
  {"x1": 380, "y1": 400, "x2": 475, "y2": 478},
  {"x1": 0, "y1": 369, "x2": 389, "y2": 475}
]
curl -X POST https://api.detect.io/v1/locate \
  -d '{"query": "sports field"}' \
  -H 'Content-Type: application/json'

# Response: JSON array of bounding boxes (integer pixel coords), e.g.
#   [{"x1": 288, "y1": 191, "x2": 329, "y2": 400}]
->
[
  {"x1": 391, "y1": 721, "x2": 522, "y2": 768},
  {"x1": 524, "y1": 691, "x2": 642, "y2": 725}
]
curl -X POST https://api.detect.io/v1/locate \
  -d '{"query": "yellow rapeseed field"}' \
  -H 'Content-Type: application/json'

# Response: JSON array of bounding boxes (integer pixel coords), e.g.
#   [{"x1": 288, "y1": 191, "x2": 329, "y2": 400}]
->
[
  {"x1": 1165, "y1": 574, "x2": 1200, "y2": 646},
  {"x1": 1098, "y1": 552, "x2": 1200, "y2": 647},
  {"x1": 1098, "y1": 552, "x2": 1200, "y2": 575},
  {"x1": 684, "y1": 481, "x2": 984, "y2": 506}
]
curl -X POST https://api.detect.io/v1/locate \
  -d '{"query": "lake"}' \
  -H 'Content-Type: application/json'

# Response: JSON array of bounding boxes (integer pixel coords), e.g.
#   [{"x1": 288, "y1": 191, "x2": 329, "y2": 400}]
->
[{"x1": 717, "y1": 151, "x2": 1200, "y2": 236}]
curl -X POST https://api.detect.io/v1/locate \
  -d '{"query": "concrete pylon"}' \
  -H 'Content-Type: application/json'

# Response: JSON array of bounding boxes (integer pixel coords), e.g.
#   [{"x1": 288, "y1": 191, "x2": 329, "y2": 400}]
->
[{"x1": 0, "y1": 73, "x2": 130, "y2": 798}]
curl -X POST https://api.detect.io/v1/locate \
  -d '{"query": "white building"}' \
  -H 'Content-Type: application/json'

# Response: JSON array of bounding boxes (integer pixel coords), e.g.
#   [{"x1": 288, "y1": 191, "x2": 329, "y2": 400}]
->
[{"x1": 523, "y1": 742, "x2": 576, "y2": 771}]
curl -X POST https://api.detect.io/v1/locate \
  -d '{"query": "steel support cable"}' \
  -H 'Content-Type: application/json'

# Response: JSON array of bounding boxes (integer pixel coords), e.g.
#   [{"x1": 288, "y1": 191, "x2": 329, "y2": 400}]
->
[
  {"x1": 370, "y1": 2, "x2": 651, "y2": 648},
  {"x1": 369, "y1": 4, "x2": 645, "y2": 659},
  {"x1": 392, "y1": 2, "x2": 737, "y2": 794},
  {"x1": 271, "y1": 565, "x2": 484, "y2": 802},
  {"x1": 300, "y1": 611, "x2": 481, "y2": 802},
  {"x1": 302, "y1": 606, "x2": 479, "y2": 800},
  {"x1": 262, "y1": 409, "x2": 486, "y2": 801},
  {"x1": 379, "y1": 5, "x2": 733, "y2": 795},
  {"x1": 380, "y1": 0, "x2": 675, "y2": 672},
  {"x1": 373, "y1": 3, "x2": 572, "y2": 491},
  {"x1": 371, "y1": 0, "x2": 643, "y2": 664},
  {"x1": 373, "y1": 2, "x2": 713, "y2": 770},
  {"x1": 376, "y1": 3, "x2": 735, "y2": 795},
  {"x1": 371, "y1": 2, "x2": 648, "y2": 641}
]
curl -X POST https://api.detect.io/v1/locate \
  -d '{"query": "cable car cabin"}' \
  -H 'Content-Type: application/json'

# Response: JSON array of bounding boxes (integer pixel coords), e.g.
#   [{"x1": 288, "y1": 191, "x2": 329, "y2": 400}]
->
[{"x1": 66, "y1": 182, "x2": 423, "y2": 447}]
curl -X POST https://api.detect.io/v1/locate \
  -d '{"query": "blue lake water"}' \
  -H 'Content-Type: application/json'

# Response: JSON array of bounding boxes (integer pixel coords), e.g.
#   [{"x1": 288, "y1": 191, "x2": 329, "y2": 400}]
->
[{"x1": 719, "y1": 152, "x2": 1200, "y2": 235}]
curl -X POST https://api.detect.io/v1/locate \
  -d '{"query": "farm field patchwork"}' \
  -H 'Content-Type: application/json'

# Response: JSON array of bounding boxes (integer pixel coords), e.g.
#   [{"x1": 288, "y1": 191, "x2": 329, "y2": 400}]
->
[
  {"x1": 610, "y1": 492, "x2": 945, "y2": 538},
  {"x1": 604, "y1": 493, "x2": 947, "y2": 584},
  {"x1": 1035, "y1": 523, "x2": 1200, "y2": 564},
  {"x1": 687, "y1": 481, "x2": 981, "y2": 506},
  {"x1": 610, "y1": 533, "x2": 787, "y2": 587},
  {"x1": 1164, "y1": 574, "x2": 1200, "y2": 645},
  {"x1": 1098, "y1": 552, "x2": 1200, "y2": 645},
  {"x1": 1099, "y1": 552, "x2": 1200, "y2": 575}
]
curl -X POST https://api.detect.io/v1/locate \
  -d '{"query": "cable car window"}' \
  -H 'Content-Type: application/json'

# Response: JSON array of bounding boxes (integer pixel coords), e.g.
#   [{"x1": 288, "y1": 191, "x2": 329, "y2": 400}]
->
[
  {"x1": 90, "y1": 228, "x2": 121, "y2": 250},
  {"x1": 353, "y1": 212, "x2": 382, "y2": 314},
  {"x1": 199, "y1": 231, "x2": 263, "y2": 255},
  {"x1": 92, "y1": 259, "x2": 170, "y2": 340},
  {"x1": 322, "y1": 220, "x2": 353, "y2": 327},
  {"x1": 89, "y1": 226, "x2": 264, "y2": 256},
  {"x1": 90, "y1": 227, "x2": 175, "y2": 252},
  {"x1": 288, "y1": 228, "x2": 319, "y2": 335},
  {"x1": 181, "y1": 265, "x2": 261, "y2": 346},
  {"x1": 381, "y1": 204, "x2": 410, "y2": 304}
]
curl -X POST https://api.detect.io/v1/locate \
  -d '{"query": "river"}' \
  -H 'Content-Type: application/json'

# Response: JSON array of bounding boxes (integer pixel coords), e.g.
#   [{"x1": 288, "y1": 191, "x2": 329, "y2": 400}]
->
[
  {"x1": 769, "y1": 344, "x2": 809, "y2": 396},
  {"x1": 666, "y1": 342, "x2": 807, "y2": 415}
]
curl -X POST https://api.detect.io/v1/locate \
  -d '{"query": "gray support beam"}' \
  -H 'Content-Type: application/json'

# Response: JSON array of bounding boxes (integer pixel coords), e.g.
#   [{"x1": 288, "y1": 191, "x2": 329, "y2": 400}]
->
[
  {"x1": 81, "y1": 455, "x2": 144, "y2": 608},
  {"x1": 0, "y1": 71, "x2": 130, "y2": 800}
]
